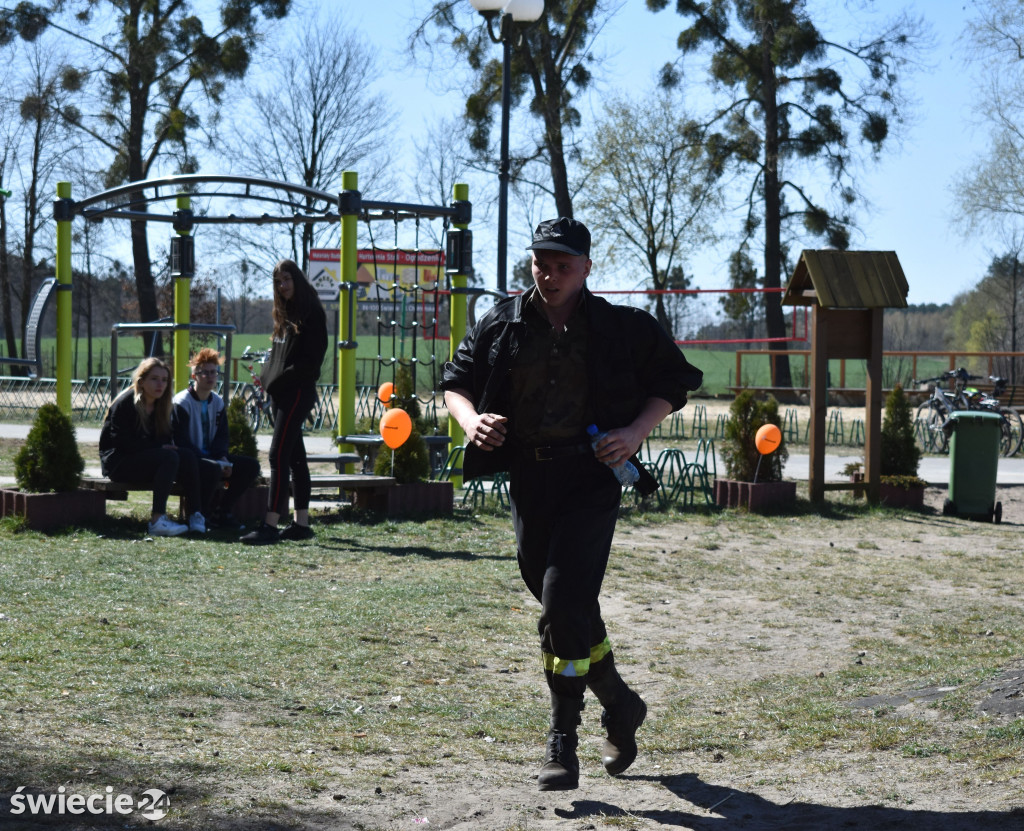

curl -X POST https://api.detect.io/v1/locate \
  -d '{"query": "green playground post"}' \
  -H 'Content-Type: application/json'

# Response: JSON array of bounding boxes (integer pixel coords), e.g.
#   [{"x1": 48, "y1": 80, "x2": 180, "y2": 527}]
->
[
  {"x1": 337, "y1": 171, "x2": 359, "y2": 466},
  {"x1": 173, "y1": 194, "x2": 193, "y2": 392},
  {"x1": 55, "y1": 182, "x2": 73, "y2": 414},
  {"x1": 447, "y1": 183, "x2": 470, "y2": 487}
]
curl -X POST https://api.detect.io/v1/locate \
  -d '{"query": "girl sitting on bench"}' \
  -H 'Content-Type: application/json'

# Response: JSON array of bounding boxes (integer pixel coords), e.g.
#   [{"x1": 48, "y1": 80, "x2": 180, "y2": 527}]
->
[{"x1": 99, "y1": 357, "x2": 204, "y2": 537}]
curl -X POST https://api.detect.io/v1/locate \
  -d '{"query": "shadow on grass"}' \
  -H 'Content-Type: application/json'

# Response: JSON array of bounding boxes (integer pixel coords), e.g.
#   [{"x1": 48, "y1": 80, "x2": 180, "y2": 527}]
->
[
  {"x1": 316, "y1": 533, "x2": 509, "y2": 562},
  {"x1": 556, "y1": 774, "x2": 1024, "y2": 830},
  {"x1": 0, "y1": 738, "x2": 378, "y2": 830}
]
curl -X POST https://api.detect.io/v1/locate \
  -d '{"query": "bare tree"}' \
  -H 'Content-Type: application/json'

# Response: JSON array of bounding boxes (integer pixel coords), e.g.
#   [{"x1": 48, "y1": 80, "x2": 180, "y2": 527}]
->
[
  {"x1": 13, "y1": 41, "x2": 80, "y2": 358},
  {"x1": 1, "y1": 0, "x2": 292, "y2": 355},
  {"x1": 954, "y1": 0, "x2": 1024, "y2": 236},
  {"x1": 0, "y1": 51, "x2": 23, "y2": 362},
  {"x1": 220, "y1": 14, "x2": 395, "y2": 274},
  {"x1": 579, "y1": 90, "x2": 722, "y2": 338}
]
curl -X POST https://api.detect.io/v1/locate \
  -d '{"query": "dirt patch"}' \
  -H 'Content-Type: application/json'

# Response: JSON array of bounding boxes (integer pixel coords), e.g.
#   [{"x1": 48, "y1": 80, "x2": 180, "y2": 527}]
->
[{"x1": 250, "y1": 488, "x2": 1024, "y2": 831}]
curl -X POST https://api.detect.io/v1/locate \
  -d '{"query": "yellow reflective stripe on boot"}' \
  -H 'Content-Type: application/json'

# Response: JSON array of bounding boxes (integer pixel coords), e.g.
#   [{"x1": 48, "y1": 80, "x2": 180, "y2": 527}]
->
[
  {"x1": 542, "y1": 652, "x2": 590, "y2": 677},
  {"x1": 589, "y1": 638, "x2": 612, "y2": 666}
]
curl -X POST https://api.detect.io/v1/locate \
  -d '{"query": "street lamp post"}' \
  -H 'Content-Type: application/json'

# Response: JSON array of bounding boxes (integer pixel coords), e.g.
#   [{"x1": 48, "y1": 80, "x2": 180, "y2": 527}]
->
[{"x1": 468, "y1": 0, "x2": 544, "y2": 295}]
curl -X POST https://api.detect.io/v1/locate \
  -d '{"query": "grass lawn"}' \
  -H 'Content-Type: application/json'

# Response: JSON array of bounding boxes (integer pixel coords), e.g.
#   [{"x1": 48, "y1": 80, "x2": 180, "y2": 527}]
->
[{"x1": 1, "y1": 487, "x2": 1022, "y2": 829}]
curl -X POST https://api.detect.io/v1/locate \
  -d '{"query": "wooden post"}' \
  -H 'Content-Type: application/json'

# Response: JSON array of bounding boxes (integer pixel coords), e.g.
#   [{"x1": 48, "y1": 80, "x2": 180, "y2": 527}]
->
[
  {"x1": 864, "y1": 307, "x2": 884, "y2": 504},
  {"x1": 809, "y1": 307, "x2": 829, "y2": 502}
]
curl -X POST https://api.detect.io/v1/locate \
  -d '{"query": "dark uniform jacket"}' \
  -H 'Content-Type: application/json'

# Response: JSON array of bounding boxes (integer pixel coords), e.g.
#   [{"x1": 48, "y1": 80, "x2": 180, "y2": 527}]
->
[{"x1": 441, "y1": 286, "x2": 703, "y2": 484}]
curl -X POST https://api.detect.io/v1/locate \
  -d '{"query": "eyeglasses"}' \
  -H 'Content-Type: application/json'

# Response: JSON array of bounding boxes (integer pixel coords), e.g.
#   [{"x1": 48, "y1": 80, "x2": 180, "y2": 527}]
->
[{"x1": 194, "y1": 369, "x2": 219, "y2": 378}]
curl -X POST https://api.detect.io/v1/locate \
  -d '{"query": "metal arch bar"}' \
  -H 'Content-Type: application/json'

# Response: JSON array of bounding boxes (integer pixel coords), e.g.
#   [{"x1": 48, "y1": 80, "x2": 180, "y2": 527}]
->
[
  {"x1": 69, "y1": 174, "x2": 465, "y2": 224},
  {"x1": 82, "y1": 209, "x2": 342, "y2": 225},
  {"x1": 75, "y1": 174, "x2": 338, "y2": 213}
]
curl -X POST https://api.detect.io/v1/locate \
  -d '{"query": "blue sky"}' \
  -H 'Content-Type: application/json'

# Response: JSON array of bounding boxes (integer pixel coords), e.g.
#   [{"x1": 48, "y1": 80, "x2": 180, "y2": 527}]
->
[{"x1": 346, "y1": 0, "x2": 991, "y2": 307}]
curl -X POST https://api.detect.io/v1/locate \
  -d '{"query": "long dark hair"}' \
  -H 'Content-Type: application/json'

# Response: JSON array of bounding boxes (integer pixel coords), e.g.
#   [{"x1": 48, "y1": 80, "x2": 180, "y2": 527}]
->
[{"x1": 271, "y1": 259, "x2": 322, "y2": 340}]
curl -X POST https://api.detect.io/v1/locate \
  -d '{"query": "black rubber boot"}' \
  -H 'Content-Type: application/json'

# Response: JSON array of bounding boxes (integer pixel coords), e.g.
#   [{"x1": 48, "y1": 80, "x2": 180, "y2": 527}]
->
[
  {"x1": 587, "y1": 655, "x2": 646, "y2": 776},
  {"x1": 537, "y1": 690, "x2": 583, "y2": 791}
]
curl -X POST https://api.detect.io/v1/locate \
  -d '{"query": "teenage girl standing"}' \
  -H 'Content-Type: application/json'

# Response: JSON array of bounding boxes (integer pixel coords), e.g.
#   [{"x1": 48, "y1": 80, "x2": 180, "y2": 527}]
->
[{"x1": 241, "y1": 259, "x2": 327, "y2": 544}]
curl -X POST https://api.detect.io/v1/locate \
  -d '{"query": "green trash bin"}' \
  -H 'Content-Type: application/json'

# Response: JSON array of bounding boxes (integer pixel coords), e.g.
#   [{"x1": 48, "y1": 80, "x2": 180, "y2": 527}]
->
[{"x1": 941, "y1": 410, "x2": 1002, "y2": 523}]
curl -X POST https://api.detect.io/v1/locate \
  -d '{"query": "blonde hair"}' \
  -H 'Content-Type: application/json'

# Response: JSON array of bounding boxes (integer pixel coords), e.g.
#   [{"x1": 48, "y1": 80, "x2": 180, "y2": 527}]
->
[{"x1": 131, "y1": 357, "x2": 173, "y2": 438}]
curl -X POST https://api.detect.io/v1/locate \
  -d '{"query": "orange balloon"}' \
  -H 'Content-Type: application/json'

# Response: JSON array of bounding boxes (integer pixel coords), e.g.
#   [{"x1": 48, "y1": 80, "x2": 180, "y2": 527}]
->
[
  {"x1": 377, "y1": 381, "x2": 394, "y2": 405},
  {"x1": 380, "y1": 407, "x2": 412, "y2": 449},
  {"x1": 755, "y1": 423, "x2": 782, "y2": 455}
]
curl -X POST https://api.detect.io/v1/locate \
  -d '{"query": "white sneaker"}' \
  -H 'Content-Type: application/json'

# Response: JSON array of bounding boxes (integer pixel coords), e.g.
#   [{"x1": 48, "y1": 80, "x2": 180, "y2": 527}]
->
[
  {"x1": 149, "y1": 515, "x2": 188, "y2": 537},
  {"x1": 188, "y1": 512, "x2": 207, "y2": 534}
]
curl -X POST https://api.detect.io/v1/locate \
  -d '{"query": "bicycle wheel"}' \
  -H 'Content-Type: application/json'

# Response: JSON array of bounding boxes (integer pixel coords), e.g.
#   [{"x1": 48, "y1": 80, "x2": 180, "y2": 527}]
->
[
  {"x1": 914, "y1": 400, "x2": 949, "y2": 453},
  {"x1": 997, "y1": 406, "x2": 1023, "y2": 457},
  {"x1": 240, "y1": 385, "x2": 263, "y2": 432}
]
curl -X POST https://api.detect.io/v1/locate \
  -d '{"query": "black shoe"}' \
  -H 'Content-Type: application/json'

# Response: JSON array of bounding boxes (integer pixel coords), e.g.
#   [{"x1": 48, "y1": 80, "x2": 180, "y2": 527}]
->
[
  {"x1": 600, "y1": 690, "x2": 647, "y2": 776},
  {"x1": 537, "y1": 730, "x2": 579, "y2": 791},
  {"x1": 240, "y1": 521, "x2": 279, "y2": 546},
  {"x1": 279, "y1": 523, "x2": 314, "y2": 541}
]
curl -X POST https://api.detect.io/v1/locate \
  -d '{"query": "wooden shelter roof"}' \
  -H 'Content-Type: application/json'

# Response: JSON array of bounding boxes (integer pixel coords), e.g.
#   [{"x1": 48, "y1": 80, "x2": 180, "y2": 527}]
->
[{"x1": 782, "y1": 250, "x2": 909, "y2": 309}]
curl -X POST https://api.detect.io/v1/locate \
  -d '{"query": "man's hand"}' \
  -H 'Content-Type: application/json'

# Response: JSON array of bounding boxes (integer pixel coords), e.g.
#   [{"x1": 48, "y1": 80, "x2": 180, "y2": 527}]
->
[
  {"x1": 463, "y1": 412, "x2": 508, "y2": 451},
  {"x1": 591, "y1": 425, "x2": 643, "y2": 467},
  {"x1": 444, "y1": 388, "x2": 509, "y2": 452}
]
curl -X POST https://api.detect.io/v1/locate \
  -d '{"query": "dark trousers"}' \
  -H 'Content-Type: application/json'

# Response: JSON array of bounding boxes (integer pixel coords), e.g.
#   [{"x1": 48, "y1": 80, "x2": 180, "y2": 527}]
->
[
  {"x1": 509, "y1": 452, "x2": 622, "y2": 695},
  {"x1": 108, "y1": 446, "x2": 201, "y2": 517},
  {"x1": 267, "y1": 385, "x2": 316, "y2": 515},
  {"x1": 197, "y1": 454, "x2": 260, "y2": 516}
]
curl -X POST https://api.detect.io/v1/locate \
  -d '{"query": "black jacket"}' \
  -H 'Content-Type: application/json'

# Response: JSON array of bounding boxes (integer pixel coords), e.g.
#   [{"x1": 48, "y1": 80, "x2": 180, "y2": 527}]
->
[
  {"x1": 260, "y1": 303, "x2": 329, "y2": 400},
  {"x1": 98, "y1": 390, "x2": 168, "y2": 477},
  {"x1": 441, "y1": 287, "x2": 703, "y2": 482}
]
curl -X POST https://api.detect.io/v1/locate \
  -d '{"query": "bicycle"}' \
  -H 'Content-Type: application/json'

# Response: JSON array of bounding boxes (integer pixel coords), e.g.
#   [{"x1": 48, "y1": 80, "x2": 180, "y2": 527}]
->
[
  {"x1": 966, "y1": 375, "x2": 1024, "y2": 457},
  {"x1": 238, "y1": 346, "x2": 274, "y2": 433},
  {"x1": 913, "y1": 368, "x2": 1023, "y2": 457}
]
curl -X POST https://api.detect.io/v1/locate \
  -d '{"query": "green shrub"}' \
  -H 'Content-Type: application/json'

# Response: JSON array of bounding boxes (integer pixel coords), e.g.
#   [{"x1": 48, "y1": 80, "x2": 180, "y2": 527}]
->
[
  {"x1": 226, "y1": 395, "x2": 259, "y2": 459},
  {"x1": 373, "y1": 422, "x2": 431, "y2": 483},
  {"x1": 720, "y1": 391, "x2": 787, "y2": 482},
  {"x1": 14, "y1": 403, "x2": 85, "y2": 492},
  {"x1": 880, "y1": 383, "x2": 922, "y2": 480}
]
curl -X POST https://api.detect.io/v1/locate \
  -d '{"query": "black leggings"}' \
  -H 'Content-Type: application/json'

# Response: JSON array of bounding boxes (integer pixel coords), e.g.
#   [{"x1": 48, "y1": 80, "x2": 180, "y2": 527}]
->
[
  {"x1": 267, "y1": 385, "x2": 316, "y2": 515},
  {"x1": 108, "y1": 446, "x2": 202, "y2": 516}
]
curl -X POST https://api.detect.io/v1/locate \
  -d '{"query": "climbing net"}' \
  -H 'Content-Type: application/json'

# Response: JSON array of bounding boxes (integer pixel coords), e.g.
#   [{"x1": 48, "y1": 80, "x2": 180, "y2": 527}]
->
[{"x1": 360, "y1": 214, "x2": 451, "y2": 433}]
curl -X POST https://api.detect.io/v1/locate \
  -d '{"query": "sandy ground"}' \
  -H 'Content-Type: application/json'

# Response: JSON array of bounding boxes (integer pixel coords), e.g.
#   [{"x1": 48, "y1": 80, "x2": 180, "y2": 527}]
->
[{"x1": 268, "y1": 484, "x2": 1024, "y2": 831}]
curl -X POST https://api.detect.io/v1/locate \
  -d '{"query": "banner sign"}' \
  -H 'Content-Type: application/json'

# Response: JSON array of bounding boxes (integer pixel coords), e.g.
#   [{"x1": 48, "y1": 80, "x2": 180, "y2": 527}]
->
[{"x1": 308, "y1": 249, "x2": 444, "y2": 305}]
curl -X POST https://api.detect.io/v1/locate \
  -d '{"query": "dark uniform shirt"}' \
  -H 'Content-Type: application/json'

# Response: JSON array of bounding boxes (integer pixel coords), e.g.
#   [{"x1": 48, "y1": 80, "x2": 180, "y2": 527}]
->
[{"x1": 508, "y1": 291, "x2": 590, "y2": 446}]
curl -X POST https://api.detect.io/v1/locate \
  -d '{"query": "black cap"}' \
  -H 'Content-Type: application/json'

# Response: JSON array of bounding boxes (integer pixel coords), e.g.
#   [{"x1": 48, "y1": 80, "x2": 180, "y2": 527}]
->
[{"x1": 526, "y1": 217, "x2": 591, "y2": 257}]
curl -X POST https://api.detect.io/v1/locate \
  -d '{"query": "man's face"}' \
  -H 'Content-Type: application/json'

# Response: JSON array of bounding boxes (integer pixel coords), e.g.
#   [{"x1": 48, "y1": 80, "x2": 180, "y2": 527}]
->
[
  {"x1": 531, "y1": 250, "x2": 591, "y2": 315},
  {"x1": 192, "y1": 362, "x2": 219, "y2": 395}
]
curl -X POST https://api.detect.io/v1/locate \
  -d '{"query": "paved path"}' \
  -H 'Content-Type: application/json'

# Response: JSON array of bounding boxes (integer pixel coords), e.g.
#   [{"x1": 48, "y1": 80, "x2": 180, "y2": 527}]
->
[{"x1": 3, "y1": 423, "x2": 1024, "y2": 486}]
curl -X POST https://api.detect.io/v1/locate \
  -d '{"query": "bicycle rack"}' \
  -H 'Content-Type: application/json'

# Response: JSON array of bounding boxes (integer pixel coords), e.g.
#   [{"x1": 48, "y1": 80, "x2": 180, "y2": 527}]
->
[
  {"x1": 690, "y1": 404, "x2": 708, "y2": 438},
  {"x1": 827, "y1": 410, "x2": 845, "y2": 445},
  {"x1": 783, "y1": 408, "x2": 800, "y2": 443}
]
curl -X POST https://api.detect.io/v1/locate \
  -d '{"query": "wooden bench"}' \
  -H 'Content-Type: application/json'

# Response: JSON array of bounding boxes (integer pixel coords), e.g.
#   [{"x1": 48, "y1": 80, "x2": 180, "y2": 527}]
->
[
  {"x1": 79, "y1": 475, "x2": 271, "y2": 523},
  {"x1": 308, "y1": 474, "x2": 396, "y2": 502},
  {"x1": 79, "y1": 467, "x2": 399, "y2": 527},
  {"x1": 306, "y1": 453, "x2": 362, "y2": 472}
]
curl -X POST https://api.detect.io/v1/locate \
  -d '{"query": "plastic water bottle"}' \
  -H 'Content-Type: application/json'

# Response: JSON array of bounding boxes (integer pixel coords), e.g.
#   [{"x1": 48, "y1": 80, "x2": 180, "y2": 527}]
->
[{"x1": 587, "y1": 424, "x2": 640, "y2": 486}]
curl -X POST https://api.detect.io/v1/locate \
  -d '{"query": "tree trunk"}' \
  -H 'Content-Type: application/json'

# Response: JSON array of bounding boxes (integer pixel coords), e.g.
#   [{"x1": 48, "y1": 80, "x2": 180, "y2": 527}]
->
[
  {"x1": 760, "y1": 23, "x2": 792, "y2": 388},
  {"x1": 130, "y1": 203, "x2": 161, "y2": 355},
  {"x1": 527, "y1": 25, "x2": 574, "y2": 219},
  {"x1": 0, "y1": 197, "x2": 16, "y2": 361}
]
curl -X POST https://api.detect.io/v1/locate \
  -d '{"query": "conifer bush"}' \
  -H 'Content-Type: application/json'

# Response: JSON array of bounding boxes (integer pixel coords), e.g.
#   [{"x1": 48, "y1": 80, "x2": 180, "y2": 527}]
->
[
  {"x1": 373, "y1": 364, "x2": 431, "y2": 483},
  {"x1": 721, "y1": 390, "x2": 787, "y2": 482},
  {"x1": 14, "y1": 403, "x2": 85, "y2": 492},
  {"x1": 227, "y1": 395, "x2": 259, "y2": 459},
  {"x1": 880, "y1": 383, "x2": 923, "y2": 485}
]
